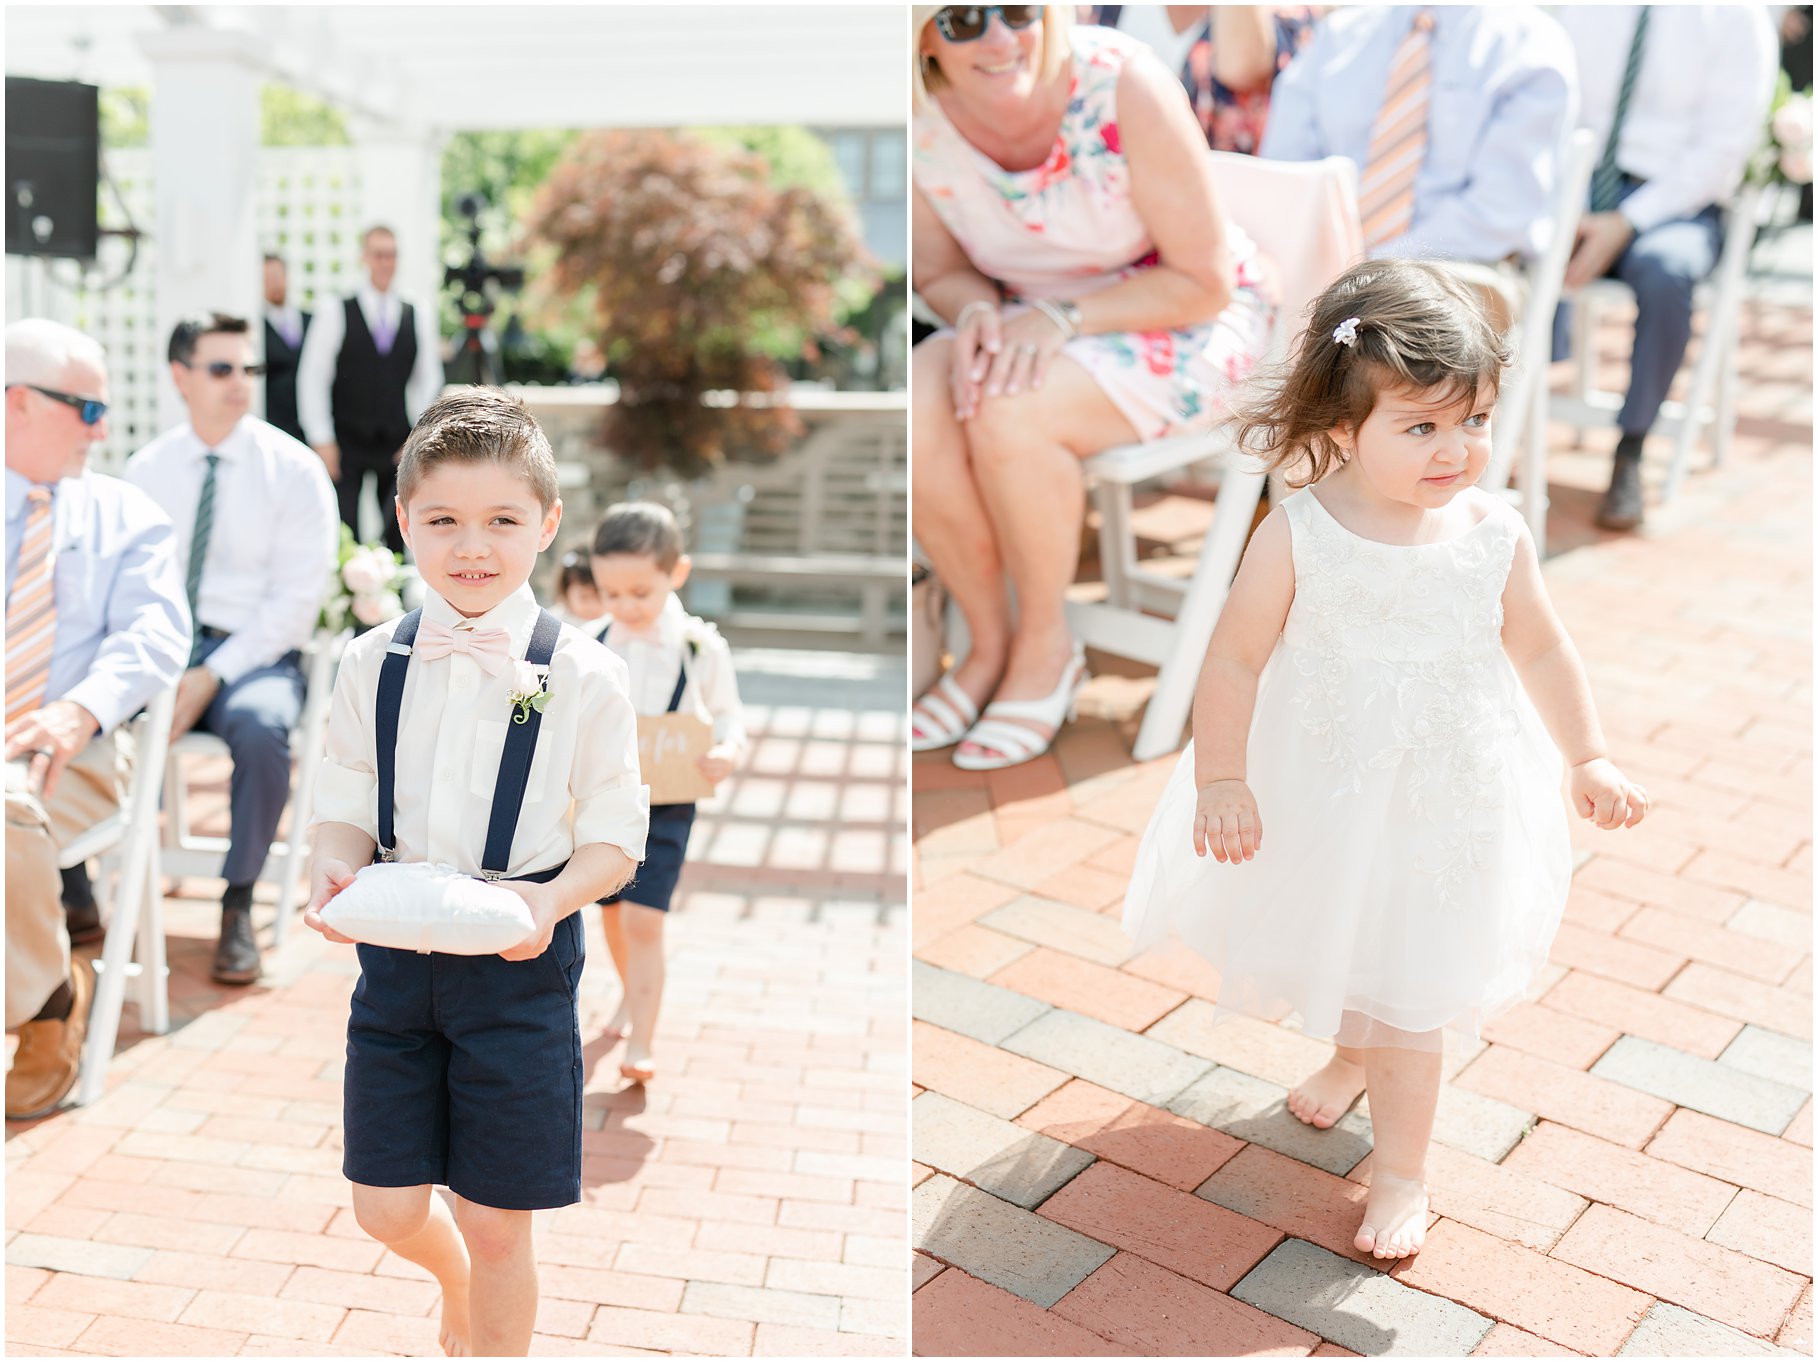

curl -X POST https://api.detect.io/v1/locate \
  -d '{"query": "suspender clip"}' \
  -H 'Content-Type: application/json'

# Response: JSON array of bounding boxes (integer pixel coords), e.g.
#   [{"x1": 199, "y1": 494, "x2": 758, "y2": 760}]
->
[
  {"x1": 480, "y1": 868, "x2": 504, "y2": 882},
  {"x1": 378, "y1": 845, "x2": 398, "y2": 862},
  {"x1": 386, "y1": 642, "x2": 413, "y2": 657}
]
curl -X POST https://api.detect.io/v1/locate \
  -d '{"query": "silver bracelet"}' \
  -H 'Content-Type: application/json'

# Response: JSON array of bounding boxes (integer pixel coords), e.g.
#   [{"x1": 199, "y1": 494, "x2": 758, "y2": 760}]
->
[
  {"x1": 1030, "y1": 297, "x2": 1078, "y2": 341},
  {"x1": 955, "y1": 300, "x2": 997, "y2": 331}
]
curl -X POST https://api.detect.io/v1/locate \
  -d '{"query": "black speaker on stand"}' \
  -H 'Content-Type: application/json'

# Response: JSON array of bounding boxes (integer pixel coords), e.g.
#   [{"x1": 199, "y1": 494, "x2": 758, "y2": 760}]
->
[{"x1": 6, "y1": 77, "x2": 101, "y2": 263}]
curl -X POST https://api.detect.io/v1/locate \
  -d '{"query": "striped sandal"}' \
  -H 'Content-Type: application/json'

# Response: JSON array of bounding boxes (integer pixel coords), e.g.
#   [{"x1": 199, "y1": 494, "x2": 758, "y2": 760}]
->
[
  {"x1": 952, "y1": 646, "x2": 1087, "y2": 772},
  {"x1": 911, "y1": 675, "x2": 982, "y2": 753}
]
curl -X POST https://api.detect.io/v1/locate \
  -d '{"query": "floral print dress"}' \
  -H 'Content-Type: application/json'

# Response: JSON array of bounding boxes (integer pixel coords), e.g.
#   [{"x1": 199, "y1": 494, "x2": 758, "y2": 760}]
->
[{"x1": 914, "y1": 25, "x2": 1275, "y2": 443}]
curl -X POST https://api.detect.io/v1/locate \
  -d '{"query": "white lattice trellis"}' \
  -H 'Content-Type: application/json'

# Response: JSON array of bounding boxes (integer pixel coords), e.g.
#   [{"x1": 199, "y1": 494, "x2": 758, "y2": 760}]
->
[{"x1": 5, "y1": 146, "x2": 363, "y2": 474}]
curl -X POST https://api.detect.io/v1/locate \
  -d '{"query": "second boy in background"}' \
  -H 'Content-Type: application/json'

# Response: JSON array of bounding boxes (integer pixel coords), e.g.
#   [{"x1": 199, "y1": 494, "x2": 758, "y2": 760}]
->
[{"x1": 589, "y1": 502, "x2": 747, "y2": 1083}]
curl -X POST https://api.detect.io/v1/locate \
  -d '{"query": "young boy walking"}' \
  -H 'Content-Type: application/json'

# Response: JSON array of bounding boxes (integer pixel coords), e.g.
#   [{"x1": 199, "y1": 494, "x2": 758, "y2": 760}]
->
[{"x1": 304, "y1": 389, "x2": 648, "y2": 1356}]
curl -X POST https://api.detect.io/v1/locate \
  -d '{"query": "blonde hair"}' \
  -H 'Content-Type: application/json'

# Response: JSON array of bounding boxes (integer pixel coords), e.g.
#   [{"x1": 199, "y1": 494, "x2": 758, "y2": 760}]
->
[
  {"x1": 911, "y1": 5, "x2": 1075, "y2": 108},
  {"x1": 1236, "y1": 259, "x2": 1509, "y2": 490}
]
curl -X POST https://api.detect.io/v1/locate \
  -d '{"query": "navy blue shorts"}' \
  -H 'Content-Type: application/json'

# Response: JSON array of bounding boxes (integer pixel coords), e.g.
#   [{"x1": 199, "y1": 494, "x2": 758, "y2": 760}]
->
[
  {"x1": 342, "y1": 912, "x2": 584, "y2": 1210},
  {"x1": 603, "y1": 803, "x2": 697, "y2": 913}
]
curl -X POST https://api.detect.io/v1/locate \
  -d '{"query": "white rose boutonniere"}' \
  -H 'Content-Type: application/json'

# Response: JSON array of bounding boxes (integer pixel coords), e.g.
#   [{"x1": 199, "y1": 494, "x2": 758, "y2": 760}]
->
[{"x1": 509, "y1": 661, "x2": 551, "y2": 725}]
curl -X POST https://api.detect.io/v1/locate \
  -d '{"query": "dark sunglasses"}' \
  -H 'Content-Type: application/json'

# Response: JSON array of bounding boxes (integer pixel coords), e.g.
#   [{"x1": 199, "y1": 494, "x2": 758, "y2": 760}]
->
[
  {"x1": 8, "y1": 384, "x2": 108, "y2": 425},
  {"x1": 934, "y1": 5, "x2": 1040, "y2": 42},
  {"x1": 180, "y1": 360, "x2": 267, "y2": 379}
]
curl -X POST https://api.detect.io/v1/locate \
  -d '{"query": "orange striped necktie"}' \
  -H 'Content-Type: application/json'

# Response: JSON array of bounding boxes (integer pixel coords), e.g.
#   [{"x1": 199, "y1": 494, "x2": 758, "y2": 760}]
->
[
  {"x1": 1359, "y1": 7, "x2": 1436, "y2": 252},
  {"x1": 6, "y1": 485, "x2": 58, "y2": 726}
]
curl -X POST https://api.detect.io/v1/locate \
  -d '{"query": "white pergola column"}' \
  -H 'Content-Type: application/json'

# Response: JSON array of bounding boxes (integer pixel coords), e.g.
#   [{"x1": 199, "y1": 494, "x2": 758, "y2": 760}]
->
[
  {"x1": 138, "y1": 27, "x2": 266, "y2": 433},
  {"x1": 352, "y1": 125, "x2": 446, "y2": 350}
]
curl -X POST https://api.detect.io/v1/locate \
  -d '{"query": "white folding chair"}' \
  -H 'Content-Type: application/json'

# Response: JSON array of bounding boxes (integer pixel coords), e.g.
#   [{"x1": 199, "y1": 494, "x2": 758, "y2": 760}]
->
[
  {"x1": 1070, "y1": 153, "x2": 1363, "y2": 761},
  {"x1": 75, "y1": 683, "x2": 177, "y2": 1106},
  {"x1": 1482, "y1": 128, "x2": 1599, "y2": 557},
  {"x1": 1548, "y1": 178, "x2": 1766, "y2": 503},
  {"x1": 160, "y1": 629, "x2": 348, "y2": 948}
]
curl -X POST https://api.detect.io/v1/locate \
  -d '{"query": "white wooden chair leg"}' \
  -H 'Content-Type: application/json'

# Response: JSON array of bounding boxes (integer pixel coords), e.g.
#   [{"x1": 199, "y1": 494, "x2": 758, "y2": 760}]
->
[
  {"x1": 1094, "y1": 481, "x2": 1135, "y2": 611},
  {"x1": 1713, "y1": 342, "x2": 1739, "y2": 468},
  {"x1": 1524, "y1": 378, "x2": 1549, "y2": 559},
  {"x1": 1131, "y1": 467, "x2": 1264, "y2": 761},
  {"x1": 138, "y1": 851, "x2": 168, "y2": 1036},
  {"x1": 77, "y1": 828, "x2": 148, "y2": 1107},
  {"x1": 1666, "y1": 307, "x2": 1725, "y2": 502}
]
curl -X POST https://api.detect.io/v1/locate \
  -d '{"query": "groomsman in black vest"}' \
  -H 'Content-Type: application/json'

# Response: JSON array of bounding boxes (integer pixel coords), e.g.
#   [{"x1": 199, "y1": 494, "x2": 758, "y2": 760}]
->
[
  {"x1": 295, "y1": 225, "x2": 443, "y2": 553},
  {"x1": 260, "y1": 254, "x2": 309, "y2": 443}
]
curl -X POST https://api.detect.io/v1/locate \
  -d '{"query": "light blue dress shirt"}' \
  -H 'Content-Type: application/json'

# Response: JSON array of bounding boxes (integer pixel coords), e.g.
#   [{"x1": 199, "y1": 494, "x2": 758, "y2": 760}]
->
[
  {"x1": 4, "y1": 468, "x2": 192, "y2": 735},
  {"x1": 1261, "y1": 4, "x2": 1578, "y2": 263}
]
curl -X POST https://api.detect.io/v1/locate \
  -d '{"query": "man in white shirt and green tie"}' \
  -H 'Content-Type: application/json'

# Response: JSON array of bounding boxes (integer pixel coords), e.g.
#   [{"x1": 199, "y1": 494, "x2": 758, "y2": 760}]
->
[{"x1": 124, "y1": 314, "x2": 340, "y2": 984}]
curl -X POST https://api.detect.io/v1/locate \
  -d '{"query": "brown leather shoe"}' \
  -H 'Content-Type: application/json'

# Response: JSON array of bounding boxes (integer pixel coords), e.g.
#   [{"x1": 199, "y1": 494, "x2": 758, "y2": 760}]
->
[{"x1": 6, "y1": 960, "x2": 91, "y2": 1120}]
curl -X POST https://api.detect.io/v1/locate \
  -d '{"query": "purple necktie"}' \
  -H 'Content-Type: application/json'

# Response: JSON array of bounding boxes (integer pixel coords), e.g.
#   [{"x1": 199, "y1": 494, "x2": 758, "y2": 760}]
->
[
  {"x1": 282, "y1": 316, "x2": 301, "y2": 349},
  {"x1": 371, "y1": 306, "x2": 395, "y2": 355}
]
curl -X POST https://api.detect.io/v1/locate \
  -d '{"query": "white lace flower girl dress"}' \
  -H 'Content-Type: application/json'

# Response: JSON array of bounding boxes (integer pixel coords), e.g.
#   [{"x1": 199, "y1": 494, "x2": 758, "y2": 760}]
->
[{"x1": 1123, "y1": 486, "x2": 1572, "y2": 1050}]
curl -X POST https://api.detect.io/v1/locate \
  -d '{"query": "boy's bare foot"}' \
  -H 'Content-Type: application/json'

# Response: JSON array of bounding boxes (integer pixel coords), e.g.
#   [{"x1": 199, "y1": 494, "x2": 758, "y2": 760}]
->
[
  {"x1": 1287, "y1": 1055, "x2": 1367, "y2": 1128},
  {"x1": 1355, "y1": 1171, "x2": 1429, "y2": 1260},
  {"x1": 438, "y1": 1258, "x2": 472, "y2": 1355}
]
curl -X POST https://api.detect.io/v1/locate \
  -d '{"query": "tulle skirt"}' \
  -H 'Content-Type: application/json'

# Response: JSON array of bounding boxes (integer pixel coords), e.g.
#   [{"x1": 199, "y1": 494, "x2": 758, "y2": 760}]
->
[{"x1": 1122, "y1": 652, "x2": 1572, "y2": 1053}]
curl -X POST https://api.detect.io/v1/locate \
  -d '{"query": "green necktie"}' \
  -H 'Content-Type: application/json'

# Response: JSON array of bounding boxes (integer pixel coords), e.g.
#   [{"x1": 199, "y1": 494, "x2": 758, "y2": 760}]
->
[
  {"x1": 1589, "y1": 6, "x2": 1652, "y2": 214},
  {"x1": 186, "y1": 451, "x2": 220, "y2": 666}
]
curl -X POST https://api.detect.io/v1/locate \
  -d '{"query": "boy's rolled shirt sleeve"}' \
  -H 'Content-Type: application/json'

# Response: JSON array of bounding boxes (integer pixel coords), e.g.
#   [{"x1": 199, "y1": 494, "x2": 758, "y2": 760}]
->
[
  {"x1": 572, "y1": 659, "x2": 650, "y2": 863},
  {"x1": 309, "y1": 636, "x2": 379, "y2": 840},
  {"x1": 699, "y1": 627, "x2": 748, "y2": 762}
]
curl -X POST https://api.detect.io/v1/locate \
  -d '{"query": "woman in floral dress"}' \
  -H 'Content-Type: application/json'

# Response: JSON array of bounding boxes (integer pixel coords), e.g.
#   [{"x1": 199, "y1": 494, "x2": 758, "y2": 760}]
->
[{"x1": 911, "y1": 5, "x2": 1274, "y2": 771}]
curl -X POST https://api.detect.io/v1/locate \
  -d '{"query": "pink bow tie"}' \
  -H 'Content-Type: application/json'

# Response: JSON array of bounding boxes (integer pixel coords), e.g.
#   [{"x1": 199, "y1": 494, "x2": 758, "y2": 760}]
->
[{"x1": 414, "y1": 619, "x2": 512, "y2": 675}]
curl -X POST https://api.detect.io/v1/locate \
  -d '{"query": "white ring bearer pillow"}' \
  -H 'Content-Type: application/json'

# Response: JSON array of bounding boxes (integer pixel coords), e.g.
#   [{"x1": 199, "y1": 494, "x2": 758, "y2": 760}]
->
[{"x1": 322, "y1": 861, "x2": 537, "y2": 955}]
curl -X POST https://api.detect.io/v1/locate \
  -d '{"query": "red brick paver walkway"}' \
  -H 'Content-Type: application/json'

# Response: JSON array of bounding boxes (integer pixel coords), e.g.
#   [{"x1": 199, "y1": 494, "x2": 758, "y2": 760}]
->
[
  {"x1": 7, "y1": 653, "x2": 908, "y2": 1357},
  {"x1": 911, "y1": 296, "x2": 1812, "y2": 1356}
]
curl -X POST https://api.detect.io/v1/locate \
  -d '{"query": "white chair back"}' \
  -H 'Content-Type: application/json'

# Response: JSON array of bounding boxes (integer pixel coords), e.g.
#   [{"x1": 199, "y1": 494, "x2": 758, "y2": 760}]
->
[
  {"x1": 1074, "y1": 153, "x2": 1364, "y2": 761},
  {"x1": 1486, "y1": 128, "x2": 1599, "y2": 501}
]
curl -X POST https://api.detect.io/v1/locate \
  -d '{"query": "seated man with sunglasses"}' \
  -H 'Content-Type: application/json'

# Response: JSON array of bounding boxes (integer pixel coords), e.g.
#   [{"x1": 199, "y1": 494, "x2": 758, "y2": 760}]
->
[
  {"x1": 123, "y1": 313, "x2": 339, "y2": 985},
  {"x1": 6, "y1": 319, "x2": 192, "y2": 1120}
]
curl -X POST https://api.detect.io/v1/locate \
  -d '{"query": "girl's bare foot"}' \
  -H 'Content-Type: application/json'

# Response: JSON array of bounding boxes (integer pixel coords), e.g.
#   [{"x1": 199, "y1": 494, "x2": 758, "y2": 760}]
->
[
  {"x1": 599, "y1": 1007, "x2": 631, "y2": 1047},
  {"x1": 1355, "y1": 1171, "x2": 1429, "y2": 1260},
  {"x1": 1287, "y1": 1055, "x2": 1367, "y2": 1128},
  {"x1": 620, "y1": 1041, "x2": 656, "y2": 1084},
  {"x1": 438, "y1": 1256, "x2": 472, "y2": 1355}
]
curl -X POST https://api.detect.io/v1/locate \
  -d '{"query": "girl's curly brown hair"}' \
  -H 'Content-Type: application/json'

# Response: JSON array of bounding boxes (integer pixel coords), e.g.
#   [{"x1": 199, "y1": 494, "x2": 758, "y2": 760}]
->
[{"x1": 1236, "y1": 258, "x2": 1510, "y2": 489}]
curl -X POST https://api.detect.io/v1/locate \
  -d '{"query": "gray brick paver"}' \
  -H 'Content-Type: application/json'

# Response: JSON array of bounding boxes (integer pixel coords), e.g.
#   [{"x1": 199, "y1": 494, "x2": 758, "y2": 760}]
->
[
  {"x1": 1718, "y1": 1025, "x2": 1814, "y2": 1094},
  {"x1": 912, "y1": 1091, "x2": 1095, "y2": 1209},
  {"x1": 1168, "y1": 1066, "x2": 1373, "y2": 1177},
  {"x1": 7, "y1": 1235, "x2": 154, "y2": 1281},
  {"x1": 1232, "y1": 1239, "x2": 1493, "y2": 1356},
  {"x1": 1617, "y1": 1301, "x2": 1803, "y2": 1356},
  {"x1": 912, "y1": 1173, "x2": 1114, "y2": 1309},
  {"x1": 912, "y1": 960, "x2": 1051, "y2": 1046},
  {"x1": 1000, "y1": 1008, "x2": 1212, "y2": 1108},
  {"x1": 1592, "y1": 1035, "x2": 1807, "y2": 1135}
]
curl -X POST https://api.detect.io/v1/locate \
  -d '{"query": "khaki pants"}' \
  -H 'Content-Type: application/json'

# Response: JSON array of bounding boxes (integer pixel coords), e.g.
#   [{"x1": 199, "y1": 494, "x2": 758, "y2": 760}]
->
[{"x1": 5, "y1": 733, "x2": 130, "y2": 1030}]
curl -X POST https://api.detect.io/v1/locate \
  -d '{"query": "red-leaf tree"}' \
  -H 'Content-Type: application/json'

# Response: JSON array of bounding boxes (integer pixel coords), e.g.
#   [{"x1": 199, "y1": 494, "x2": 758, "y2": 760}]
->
[{"x1": 522, "y1": 128, "x2": 876, "y2": 473}]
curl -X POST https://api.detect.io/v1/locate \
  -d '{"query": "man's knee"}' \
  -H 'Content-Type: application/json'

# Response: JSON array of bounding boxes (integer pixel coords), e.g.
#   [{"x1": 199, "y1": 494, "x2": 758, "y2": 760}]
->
[
  {"x1": 351, "y1": 1183, "x2": 432, "y2": 1244},
  {"x1": 216, "y1": 702, "x2": 294, "y2": 768}
]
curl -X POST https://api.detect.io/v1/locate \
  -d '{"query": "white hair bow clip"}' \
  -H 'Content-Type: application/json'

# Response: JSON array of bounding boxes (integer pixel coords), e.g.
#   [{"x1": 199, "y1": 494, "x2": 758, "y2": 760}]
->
[{"x1": 1332, "y1": 317, "x2": 1361, "y2": 347}]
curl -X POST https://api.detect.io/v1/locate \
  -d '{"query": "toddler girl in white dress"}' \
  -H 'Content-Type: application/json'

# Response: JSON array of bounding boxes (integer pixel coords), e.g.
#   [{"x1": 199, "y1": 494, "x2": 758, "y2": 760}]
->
[{"x1": 1124, "y1": 259, "x2": 1649, "y2": 1260}]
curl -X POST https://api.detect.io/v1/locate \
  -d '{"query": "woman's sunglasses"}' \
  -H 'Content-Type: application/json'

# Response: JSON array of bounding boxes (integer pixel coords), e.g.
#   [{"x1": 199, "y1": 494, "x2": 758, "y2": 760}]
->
[
  {"x1": 180, "y1": 360, "x2": 267, "y2": 379},
  {"x1": 933, "y1": 5, "x2": 1041, "y2": 43},
  {"x1": 9, "y1": 385, "x2": 108, "y2": 425}
]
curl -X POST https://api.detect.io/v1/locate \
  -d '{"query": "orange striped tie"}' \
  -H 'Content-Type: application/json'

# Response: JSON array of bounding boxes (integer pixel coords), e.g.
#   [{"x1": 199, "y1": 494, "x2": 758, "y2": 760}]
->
[
  {"x1": 1359, "y1": 8, "x2": 1435, "y2": 252},
  {"x1": 6, "y1": 486, "x2": 58, "y2": 726}
]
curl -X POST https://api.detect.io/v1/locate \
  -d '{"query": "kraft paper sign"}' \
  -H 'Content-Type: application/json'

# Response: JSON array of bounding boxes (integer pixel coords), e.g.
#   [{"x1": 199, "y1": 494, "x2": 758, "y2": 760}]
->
[{"x1": 638, "y1": 712, "x2": 715, "y2": 805}]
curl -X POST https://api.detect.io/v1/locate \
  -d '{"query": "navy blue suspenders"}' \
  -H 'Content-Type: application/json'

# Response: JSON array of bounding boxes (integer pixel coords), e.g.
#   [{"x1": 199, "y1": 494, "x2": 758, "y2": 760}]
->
[
  {"x1": 375, "y1": 607, "x2": 565, "y2": 882},
  {"x1": 597, "y1": 621, "x2": 691, "y2": 714}
]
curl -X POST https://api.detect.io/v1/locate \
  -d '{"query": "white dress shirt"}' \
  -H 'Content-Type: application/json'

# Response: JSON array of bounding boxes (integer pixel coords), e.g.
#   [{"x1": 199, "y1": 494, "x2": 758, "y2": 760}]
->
[
  {"x1": 122, "y1": 415, "x2": 339, "y2": 687},
  {"x1": 311, "y1": 584, "x2": 649, "y2": 875},
  {"x1": 1557, "y1": 6, "x2": 1778, "y2": 234},
  {"x1": 294, "y1": 280, "x2": 445, "y2": 448},
  {"x1": 597, "y1": 595, "x2": 748, "y2": 760}
]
